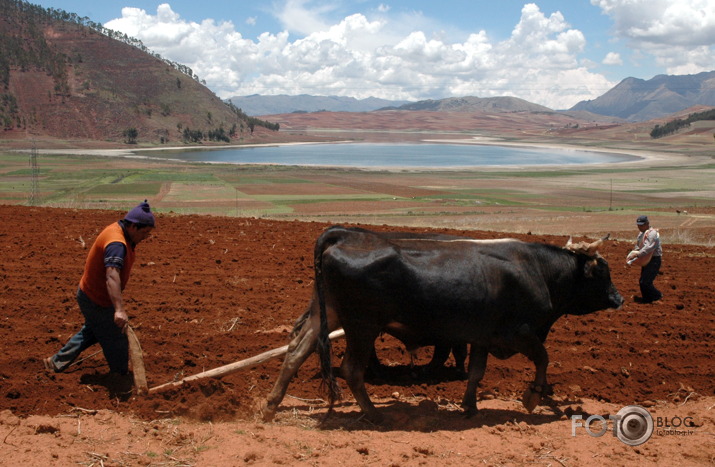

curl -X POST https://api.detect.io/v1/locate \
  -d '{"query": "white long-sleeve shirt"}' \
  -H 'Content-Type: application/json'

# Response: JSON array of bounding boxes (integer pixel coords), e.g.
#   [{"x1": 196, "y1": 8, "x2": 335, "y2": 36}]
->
[{"x1": 635, "y1": 228, "x2": 662, "y2": 258}]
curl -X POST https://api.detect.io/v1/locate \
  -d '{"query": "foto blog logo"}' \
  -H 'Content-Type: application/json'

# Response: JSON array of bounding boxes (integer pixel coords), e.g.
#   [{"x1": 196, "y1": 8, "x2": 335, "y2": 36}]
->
[{"x1": 571, "y1": 405, "x2": 654, "y2": 446}]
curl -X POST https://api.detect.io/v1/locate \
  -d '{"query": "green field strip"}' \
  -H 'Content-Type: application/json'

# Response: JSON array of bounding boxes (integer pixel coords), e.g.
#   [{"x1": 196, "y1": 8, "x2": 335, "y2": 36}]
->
[{"x1": 250, "y1": 193, "x2": 399, "y2": 202}]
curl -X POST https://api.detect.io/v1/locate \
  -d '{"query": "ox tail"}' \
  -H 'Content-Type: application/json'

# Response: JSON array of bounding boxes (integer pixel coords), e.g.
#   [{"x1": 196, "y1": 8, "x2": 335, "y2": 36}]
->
[
  {"x1": 289, "y1": 308, "x2": 310, "y2": 339},
  {"x1": 314, "y1": 227, "x2": 344, "y2": 410}
]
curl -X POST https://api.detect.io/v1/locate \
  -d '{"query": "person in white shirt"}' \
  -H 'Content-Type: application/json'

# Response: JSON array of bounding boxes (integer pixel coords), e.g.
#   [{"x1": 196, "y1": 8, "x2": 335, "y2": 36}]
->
[{"x1": 629, "y1": 215, "x2": 663, "y2": 303}]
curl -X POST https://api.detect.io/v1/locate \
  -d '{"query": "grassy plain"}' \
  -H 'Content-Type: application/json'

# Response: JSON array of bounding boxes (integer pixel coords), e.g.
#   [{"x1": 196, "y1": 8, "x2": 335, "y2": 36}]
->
[
  {"x1": 2, "y1": 111, "x2": 715, "y2": 244},
  {"x1": 1, "y1": 147, "x2": 713, "y2": 245}
]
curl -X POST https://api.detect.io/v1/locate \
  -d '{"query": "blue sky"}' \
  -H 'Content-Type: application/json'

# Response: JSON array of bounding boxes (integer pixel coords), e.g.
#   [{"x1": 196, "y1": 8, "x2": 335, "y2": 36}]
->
[{"x1": 31, "y1": 1, "x2": 715, "y2": 109}]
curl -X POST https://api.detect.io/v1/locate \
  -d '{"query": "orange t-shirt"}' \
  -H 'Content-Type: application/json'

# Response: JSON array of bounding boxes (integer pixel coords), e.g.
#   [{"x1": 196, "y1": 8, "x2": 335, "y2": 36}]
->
[{"x1": 78, "y1": 222, "x2": 135, "y2": 307}]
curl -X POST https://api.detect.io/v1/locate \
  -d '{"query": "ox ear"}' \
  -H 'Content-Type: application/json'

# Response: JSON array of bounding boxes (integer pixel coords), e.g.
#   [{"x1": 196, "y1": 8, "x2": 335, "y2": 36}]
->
[{"x1": 584, "y1": 258, "x2": 598, "y2": 278}]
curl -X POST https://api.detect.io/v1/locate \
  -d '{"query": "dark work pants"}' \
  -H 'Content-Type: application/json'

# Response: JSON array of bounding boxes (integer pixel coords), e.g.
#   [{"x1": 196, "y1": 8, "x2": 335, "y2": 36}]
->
[
  {"x1": 639, "y1": 255, "x2": 662, "y2": 302},
  {"x1": 49, "y1": 288, "x2": 128, "y2": 374}
]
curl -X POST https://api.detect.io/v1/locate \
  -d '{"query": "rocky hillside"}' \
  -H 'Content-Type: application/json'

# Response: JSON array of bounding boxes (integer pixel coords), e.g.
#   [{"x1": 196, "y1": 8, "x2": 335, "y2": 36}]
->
[
  {"x1": 0, "y1": 0, "x2": 275, "y2": 144},
  {"x1": 570, "y1": 71, "x2": 715, "y2": 122}
]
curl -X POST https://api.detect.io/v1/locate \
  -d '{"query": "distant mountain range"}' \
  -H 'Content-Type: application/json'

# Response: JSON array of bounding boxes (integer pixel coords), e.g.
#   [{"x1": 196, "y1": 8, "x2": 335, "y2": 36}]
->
[
  {"x1": 228, "y1": 94, "x2": 411, "y2": 116},
  {"x1": 233, "y1": 72, "x2": 715, "y2": 122},
  {"x1": 229, "y1": 94, "x2": 552, "y2": 116},
  {"x1": 570, "y1": 71, "x2": 715, "y2": 121},
  {"x1": 380, "y1": 96, "x2": 552, "y2": 113}
]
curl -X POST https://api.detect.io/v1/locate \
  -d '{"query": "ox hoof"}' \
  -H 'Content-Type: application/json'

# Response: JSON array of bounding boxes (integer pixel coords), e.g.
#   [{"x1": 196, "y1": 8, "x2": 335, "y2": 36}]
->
[
  {"x1": 259, "y1": 402, "x2": 277, "y2": 422},
  {"x1": 352, "y1": 412, "x2": 385, "y2": 426},
  {"x1": 460, "y1": 406, "x2": 479, "y2": 418},
  {"x1": 522, "y1": 387, "x2": 542, "y2": 413},
  {"x1": 366, "y1": 412, "x2": 385, "y2": 425}
]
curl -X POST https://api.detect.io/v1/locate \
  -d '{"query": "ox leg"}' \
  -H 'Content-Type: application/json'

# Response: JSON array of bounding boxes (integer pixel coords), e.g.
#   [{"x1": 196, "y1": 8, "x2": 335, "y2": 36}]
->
[
  {"x1": 519, "y1": 334, "x2": 551, "y2": 413},
  {"x1": 263, "y1": 305, "x2": 336, "y2": 421},
  {"x1": 461, "y1": 346, "x2": 488, "y2": 417},
  {"x1": 364, "y1": 346, "x2": 383, "y2": 379},
  {"x1": 423, "y1": 344, "x2": 466, "y2": 379},
  {"x1": 341, "y1": 330, "x2": 384, "y2": 424},
  {"x1": 424, "y1": 344, "x2": 451, "y2": 377},
  {"x1": 452, "y1": 344, "x2": 468, "y2": 379}
]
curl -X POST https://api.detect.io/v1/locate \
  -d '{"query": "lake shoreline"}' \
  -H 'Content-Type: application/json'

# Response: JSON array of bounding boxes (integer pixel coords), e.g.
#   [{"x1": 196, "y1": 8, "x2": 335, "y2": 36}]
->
[{"x1": 19, "y1": 137, "x2": 698, "y2": 171}]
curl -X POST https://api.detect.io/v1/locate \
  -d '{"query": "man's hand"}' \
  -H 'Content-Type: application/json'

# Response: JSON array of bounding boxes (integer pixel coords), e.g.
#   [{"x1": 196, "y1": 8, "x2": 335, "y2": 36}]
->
[
  {"x1": 114, "y1": 309, "x2": 129, "y2": 332},
  {"x1": 626, "y1": 250, "x2": 639, "y2": 265}
]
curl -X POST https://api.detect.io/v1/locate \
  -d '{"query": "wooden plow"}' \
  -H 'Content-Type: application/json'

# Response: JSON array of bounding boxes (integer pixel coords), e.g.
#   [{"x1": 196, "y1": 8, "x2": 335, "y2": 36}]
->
[{"x1": 146, "y1": 329, "x2": 346, "y2": 394}]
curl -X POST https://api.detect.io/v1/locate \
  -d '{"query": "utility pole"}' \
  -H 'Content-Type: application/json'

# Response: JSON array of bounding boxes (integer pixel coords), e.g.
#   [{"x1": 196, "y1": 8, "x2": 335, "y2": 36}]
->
[
  {"x1": 29, "y1": 142, "x2": 39, "y2": 206},
  {"x1": 609, "y1": 178, "x2": 613, "y2": 211}
]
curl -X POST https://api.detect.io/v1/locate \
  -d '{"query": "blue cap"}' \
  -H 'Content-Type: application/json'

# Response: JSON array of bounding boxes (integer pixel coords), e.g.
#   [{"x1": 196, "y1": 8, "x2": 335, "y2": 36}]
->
[{"x1": 124, "y1": 200, "x2": 155, "y2": 227}]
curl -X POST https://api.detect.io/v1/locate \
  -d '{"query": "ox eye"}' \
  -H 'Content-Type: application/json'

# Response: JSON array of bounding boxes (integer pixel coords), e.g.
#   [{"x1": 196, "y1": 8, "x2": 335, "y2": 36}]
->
[{"x1": 593, "y1": 266, "x2": 607, "y2": 279}]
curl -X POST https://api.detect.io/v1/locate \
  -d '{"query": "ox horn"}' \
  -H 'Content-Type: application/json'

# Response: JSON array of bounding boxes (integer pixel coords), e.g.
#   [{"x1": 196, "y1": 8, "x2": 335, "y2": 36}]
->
[
  {"x1": 565, "y1": 233, "x2": 610, "y2": 256},
  {"x1": 585, "y1": 233, "x2": 611, "y2": 256},
  {"x1": 585, "y1": 239, "x2": 602, "y2": 256},
  {"x1": 564, "y1": 236, "x2": 587, "y2": 253}
]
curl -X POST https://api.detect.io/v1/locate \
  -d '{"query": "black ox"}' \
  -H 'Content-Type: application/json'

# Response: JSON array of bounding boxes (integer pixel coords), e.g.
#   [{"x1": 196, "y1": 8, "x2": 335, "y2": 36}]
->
[
  {"x1": 288, "y1": 229, "x2": 470, "y2": 379},
  {"x1": 262, "y1": 226, "x2": 624, "y2": 423}
]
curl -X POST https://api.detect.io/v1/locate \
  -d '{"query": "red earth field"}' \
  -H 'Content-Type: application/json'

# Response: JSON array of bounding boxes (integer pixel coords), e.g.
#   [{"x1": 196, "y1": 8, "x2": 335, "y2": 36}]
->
[{"x1": 1, "y1": 205, "x2": 713, "y2": 465}]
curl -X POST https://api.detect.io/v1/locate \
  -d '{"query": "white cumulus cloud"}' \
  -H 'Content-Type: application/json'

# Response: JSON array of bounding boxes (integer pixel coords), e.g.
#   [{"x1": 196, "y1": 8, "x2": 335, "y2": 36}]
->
[
  {"x1": 603, "y1": 52, "x2": 623, "y2": 65},
  {"x1": 591, "y1": 0, "x2": 715, "y2": 74},
  {"x1": 106, "y1": 2, "x2": 620, "y2": 109}
]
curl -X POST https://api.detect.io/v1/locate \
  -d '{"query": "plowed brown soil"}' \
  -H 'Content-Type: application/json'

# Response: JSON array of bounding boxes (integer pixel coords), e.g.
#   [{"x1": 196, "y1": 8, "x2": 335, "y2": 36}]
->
[{"x1": 1, "y1": 205, "x2": 713, "y2": 466}]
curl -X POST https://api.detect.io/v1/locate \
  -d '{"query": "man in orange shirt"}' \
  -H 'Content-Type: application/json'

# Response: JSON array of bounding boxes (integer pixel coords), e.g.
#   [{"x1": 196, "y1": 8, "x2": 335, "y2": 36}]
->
[{"x1": 44, "y1": 200, "x2": 155, "y2": 377}]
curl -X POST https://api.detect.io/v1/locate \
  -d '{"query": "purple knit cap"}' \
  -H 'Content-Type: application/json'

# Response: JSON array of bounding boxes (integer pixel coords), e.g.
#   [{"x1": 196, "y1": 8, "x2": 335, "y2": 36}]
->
[{"x1": 124, "y1": 199, "x2": 155, "y2": 227}]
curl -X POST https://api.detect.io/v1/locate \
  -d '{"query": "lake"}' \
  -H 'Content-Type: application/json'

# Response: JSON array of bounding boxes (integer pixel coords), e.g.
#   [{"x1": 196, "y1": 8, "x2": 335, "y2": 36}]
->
[{"x1": 154, "y1": 143, "x2": 640, "y2": 168}]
